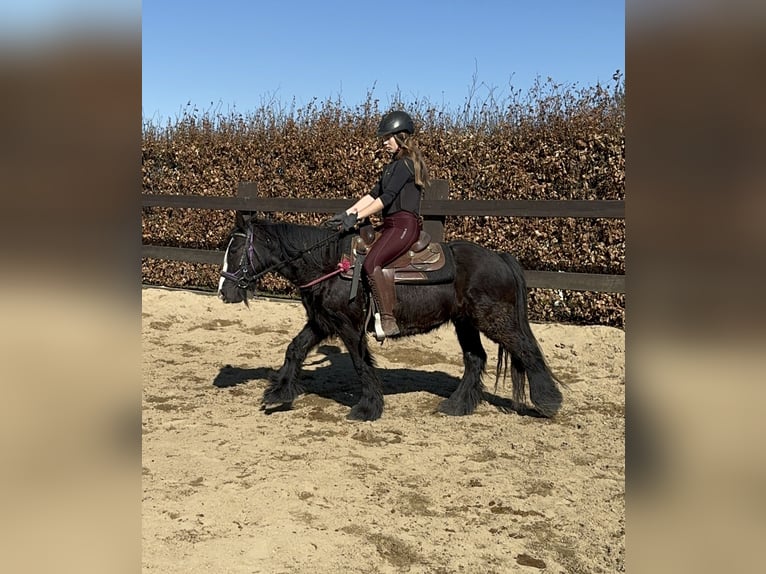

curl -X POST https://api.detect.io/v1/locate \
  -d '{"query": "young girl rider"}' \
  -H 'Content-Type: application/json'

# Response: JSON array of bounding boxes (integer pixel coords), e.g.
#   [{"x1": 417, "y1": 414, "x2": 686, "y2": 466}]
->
[{"x1": 324, "y1": 110, "x2": 430, "y2": 339}]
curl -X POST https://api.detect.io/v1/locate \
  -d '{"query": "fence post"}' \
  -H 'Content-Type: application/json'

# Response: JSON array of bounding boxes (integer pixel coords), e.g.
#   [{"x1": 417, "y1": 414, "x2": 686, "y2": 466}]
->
[
  {"x1": 237, "y1": 181, "x2": 258, "y2": 199},
  {"x1": 423, "y1": 179, "x2": 448, "y2": 242},
  {"x1": 236, "y1": 181, "x2": 259, "y2": 218}
]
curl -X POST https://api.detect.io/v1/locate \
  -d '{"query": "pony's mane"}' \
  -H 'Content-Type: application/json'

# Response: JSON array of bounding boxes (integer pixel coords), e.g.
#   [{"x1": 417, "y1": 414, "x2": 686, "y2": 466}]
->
[{"x1": 256, "y1": 220, "x2": 347, "y2": 271}]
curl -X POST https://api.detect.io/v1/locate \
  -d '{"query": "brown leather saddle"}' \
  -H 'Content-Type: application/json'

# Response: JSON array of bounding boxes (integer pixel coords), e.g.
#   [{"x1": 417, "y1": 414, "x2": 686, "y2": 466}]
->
[{"x1": 340, "y1": 223, "x2": 455, "y2": 285}]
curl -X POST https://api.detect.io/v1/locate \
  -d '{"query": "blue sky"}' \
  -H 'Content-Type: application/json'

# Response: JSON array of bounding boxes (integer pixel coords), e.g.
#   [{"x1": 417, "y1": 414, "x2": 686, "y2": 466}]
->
[{"x1": 142, "y1": 0, "x2": 624, "y2": 123}]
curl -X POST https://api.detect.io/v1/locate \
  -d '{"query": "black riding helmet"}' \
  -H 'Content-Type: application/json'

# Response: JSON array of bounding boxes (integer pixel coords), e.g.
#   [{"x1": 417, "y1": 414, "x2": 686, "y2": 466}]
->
[{"x1": 376, "y1": 110, "x2": 414, "y2": 138}]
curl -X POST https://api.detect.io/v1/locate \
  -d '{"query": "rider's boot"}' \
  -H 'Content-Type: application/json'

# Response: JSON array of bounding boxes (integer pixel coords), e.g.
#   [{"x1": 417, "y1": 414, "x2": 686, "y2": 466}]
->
[{"x1": 369, "y1": 266, "x2": 400, "y2": 340}]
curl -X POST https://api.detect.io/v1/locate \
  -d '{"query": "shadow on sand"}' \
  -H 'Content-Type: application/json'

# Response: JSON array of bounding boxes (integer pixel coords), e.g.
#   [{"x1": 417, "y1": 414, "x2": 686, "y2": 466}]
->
[{"x1": 213, "y1": 344, "x2": 542, "y2": 417}]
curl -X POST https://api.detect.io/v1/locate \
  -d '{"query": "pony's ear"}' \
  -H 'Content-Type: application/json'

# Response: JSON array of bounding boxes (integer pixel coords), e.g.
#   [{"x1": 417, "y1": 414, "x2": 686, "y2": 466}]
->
[{"x1": 235, "y1": 210, "x2": 255, "y2": 229}]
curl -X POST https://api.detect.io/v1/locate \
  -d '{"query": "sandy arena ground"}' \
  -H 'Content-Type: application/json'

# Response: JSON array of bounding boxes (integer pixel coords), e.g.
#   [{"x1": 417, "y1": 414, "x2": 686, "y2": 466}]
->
[{"x1": 142, "y1": 286, "x2": 625, "y2": 573}]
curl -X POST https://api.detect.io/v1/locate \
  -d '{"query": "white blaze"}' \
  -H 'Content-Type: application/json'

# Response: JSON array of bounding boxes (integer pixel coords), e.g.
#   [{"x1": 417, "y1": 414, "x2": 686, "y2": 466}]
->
[{"x1": 217, "y1": 239, "x2": 233, "y2": 294}]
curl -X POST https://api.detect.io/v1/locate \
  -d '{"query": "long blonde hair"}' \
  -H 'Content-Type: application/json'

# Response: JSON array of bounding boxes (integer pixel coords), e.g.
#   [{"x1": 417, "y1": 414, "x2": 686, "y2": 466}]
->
[{"x1": 393, "y1": 133, "x2": 430, "y2": 190}]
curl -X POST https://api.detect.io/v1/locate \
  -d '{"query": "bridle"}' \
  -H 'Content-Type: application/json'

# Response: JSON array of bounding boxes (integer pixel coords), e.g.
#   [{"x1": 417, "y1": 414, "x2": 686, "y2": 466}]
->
[
  {"x1": 219, "y1": 225, "x2": 342, "y2": 291},
  {"x1": 219, "y1": 228, "x2": 259, "y2": 290}
]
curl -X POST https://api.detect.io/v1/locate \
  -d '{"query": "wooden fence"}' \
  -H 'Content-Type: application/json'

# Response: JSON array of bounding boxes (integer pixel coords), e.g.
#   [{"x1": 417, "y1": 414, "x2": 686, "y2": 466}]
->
[{"x1": 141, "y1": 180, "x2": 625, "y2": 293}]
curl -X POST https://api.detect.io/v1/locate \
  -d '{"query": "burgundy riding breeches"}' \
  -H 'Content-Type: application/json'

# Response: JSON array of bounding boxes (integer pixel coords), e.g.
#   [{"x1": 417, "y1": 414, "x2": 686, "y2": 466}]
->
[{"x1": 362, "y1": 211, "x2": 421, "y2": 274}]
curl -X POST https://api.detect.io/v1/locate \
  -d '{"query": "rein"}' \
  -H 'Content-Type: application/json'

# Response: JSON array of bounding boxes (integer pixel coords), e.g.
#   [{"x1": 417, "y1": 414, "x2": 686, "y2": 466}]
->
[
  {"x1": 299, "y1": 257, "x2": 351, "y2": 289},
  {"x1": 220, "y1": 226, "x2": 342, "y2": 290}
]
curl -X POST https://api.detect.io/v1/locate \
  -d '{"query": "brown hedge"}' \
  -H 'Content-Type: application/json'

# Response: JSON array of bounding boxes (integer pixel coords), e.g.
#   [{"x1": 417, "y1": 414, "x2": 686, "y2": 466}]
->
[{"x1": 142, "y1": 79, "x2": 625, "y2": 327}]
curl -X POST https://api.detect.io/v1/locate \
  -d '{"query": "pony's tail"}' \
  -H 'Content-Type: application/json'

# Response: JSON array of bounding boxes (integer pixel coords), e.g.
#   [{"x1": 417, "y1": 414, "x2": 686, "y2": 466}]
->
[{"x1": 497, "y1": 252, "x2": 563, "y2": 417}]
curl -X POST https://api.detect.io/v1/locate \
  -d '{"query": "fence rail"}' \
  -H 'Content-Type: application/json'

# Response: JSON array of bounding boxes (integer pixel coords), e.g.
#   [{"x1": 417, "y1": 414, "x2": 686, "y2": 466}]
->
[
  {"x1": 140, "y1": 194, "x2": 625, "y2": 219},
  {"x1": 141, "y1": 181, "x2": 625, "y2": 293}
]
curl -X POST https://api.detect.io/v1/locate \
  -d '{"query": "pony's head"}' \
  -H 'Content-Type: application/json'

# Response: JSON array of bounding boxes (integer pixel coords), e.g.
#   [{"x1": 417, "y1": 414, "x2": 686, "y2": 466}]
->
[
  {"x1": 219, "y1": 213, "x2": 344, "y2": 305},
  {"x1": 217, "y1": 212, "x2": 277, "y2": 305}
]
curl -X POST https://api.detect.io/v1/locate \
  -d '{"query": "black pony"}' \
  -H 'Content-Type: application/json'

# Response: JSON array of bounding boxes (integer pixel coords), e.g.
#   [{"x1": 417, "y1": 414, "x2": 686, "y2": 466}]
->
[{"x1": 218, "y1": 212, "x2": 562, "y2": 421}]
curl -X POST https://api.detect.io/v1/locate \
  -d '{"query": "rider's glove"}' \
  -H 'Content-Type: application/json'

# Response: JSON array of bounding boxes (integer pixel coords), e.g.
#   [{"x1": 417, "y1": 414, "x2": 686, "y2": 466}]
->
[
  {"x1": 339, "y1": 212, "x2": 358, "y2": 232},
  {"x1": 321, "y1": 211, "x2": 344, "y2": 228},
  {"x1": 322, "y1": 211, "x2": 357, "y2": 232}
]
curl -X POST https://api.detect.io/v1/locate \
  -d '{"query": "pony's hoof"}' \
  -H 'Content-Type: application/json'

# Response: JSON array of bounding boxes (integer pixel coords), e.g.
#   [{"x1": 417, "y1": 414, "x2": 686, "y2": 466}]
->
[
  {"x1": 261, "y1": 401, "x2": 293, "y2": 414},
  {"x1": 437, "y1": 398, "x2": 475, "y2": 416},
  {"x1": 347, "y1": 403, "x2": 382, "y2": 422},
  {"x1": 262, "y1": 384, "x2": 301, "y2": 406},
  {"x1": 533, "y1": 403, "x2": 560, "y2": 418}
]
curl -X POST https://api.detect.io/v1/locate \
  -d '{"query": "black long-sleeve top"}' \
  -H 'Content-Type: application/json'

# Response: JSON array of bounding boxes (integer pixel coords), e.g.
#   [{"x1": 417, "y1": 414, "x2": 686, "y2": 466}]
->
[{"x1": 369, "y1": 157, "x2": 421, "y2": 217}]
